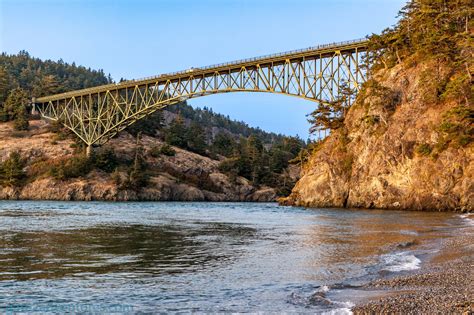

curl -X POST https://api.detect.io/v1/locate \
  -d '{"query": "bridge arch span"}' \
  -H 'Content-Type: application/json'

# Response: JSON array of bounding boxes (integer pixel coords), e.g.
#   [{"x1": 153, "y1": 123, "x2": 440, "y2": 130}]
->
[{"x1": 35, "y1": 39, "x2": 368, "y2": 147}]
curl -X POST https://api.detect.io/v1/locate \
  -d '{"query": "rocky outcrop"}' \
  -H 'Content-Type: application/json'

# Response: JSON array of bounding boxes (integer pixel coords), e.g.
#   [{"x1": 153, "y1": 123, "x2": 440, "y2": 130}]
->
[
  {"x1": 0, "y1": 174, "x2": 275, "y2": 202},
  {"x1": 0, "y1": 121, "x2": 277, "y2": 202},
  {"x1": 282, "y1": 62, "x2": 473, "y2": 212}
]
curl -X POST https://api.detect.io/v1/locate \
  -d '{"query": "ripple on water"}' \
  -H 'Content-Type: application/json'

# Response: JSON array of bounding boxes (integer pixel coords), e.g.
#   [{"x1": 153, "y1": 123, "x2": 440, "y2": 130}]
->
[{"x1": 0, "y1": 201, "x2": 461, "y2": 313}]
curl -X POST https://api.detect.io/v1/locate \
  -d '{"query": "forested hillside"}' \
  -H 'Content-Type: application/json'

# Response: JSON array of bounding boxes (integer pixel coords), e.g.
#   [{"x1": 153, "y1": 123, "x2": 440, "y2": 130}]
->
[
  {"x1": 0, "y1": 51, "x2": 112, "y2": 128},
  {"x1": 0, "y1": 51, "x2": 305, "y2": 198},
  {"x1": 0, "y1": 51, "x2": 112, "y2": 97}
]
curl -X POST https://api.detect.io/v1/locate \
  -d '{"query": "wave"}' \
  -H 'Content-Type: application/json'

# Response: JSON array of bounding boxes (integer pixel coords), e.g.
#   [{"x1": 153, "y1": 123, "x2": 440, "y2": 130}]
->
[
  {"x1": 381, "y1": 251, "x2": 421, "y2": 272},
  {"x1": 459, "y1": 213, "x2": 474, "y2": 226},
  {"x1": 288, "y1": 285, "x2": 355, "y2": 314},
  {"x1": 321, "y1": 301, "x2": 354, "y2": 315}
]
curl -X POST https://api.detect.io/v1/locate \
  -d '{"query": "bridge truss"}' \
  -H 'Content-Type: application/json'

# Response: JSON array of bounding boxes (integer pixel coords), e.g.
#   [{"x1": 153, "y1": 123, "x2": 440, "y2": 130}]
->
[{"x1": 35, "y1": 39, "x2": 368, "y2": 148}]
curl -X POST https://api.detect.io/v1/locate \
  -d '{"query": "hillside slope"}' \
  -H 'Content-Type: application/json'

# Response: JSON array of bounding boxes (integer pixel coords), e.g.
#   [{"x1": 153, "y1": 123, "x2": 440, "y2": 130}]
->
[{"x1": 0, "y1": 120, "x2": 284, "y2": 201}]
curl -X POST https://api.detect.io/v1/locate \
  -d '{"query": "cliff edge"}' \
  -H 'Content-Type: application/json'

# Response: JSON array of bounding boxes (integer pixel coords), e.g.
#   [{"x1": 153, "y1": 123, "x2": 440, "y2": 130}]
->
[{"x1": 282, "y1": 62, "x2": 473, "y2": 211}]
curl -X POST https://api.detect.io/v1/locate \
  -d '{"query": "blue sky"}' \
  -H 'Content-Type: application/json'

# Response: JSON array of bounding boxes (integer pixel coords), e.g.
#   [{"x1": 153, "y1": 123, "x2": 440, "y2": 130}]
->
[{"x1": 0, "y1": 0, "x2": 406, "y2": 138}]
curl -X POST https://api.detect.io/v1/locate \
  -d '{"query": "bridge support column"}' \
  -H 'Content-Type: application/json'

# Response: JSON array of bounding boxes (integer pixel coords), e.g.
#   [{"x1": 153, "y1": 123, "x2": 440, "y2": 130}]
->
[
  {"x1": 31, "y1": 104, "x2": 37, "y2": 115},
  {"x1": 86, "y1": 145, "x2": 93, "y2": 158},
  {"x1": 30, "y1": 98, "x2": 37, "y2": 115}
]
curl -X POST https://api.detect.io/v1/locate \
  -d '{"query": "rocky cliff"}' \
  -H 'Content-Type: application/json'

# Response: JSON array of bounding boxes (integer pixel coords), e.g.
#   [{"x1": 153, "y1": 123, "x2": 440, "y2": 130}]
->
[
  {"x1": 282, "y1": 62, "x2": 473, "y2": 212},
  {"x1": 0, "y1": 120, "x2": 281, "y2": 201}
]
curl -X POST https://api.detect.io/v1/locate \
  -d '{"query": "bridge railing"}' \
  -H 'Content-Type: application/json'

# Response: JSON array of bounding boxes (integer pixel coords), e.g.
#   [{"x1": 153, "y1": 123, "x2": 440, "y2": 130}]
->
[{"x1": 123, "y1": 38, "x2": 368, "y2": 84}]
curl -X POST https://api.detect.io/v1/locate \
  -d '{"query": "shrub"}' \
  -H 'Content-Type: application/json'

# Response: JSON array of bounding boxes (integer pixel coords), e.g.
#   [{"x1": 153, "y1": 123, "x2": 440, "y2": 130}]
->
[
  {"x1": 111, "y1": 169, "x2": 122, "y2": 186},
  {"x1": 415, "y1": 143, "x2": 432, "y2": 156},
  {"x1": 362, "y1": 115, "x2": 380, "y2": 126},
  {"x1": 149, "y1": 145, "x2": 161, "y2": 158},
  {"x1": 162, "y1": 144, "x2": 177, "y2": 157},
  {"x1": 49, "y1": 155, "x2": 92, "y2": 180},
  {"x1": 27, "y1": 157, "x2": 51, "y2": 179},
  {"x1": 92, "y1": 148, "x2": 118, "y2": 173},
  {"x1": 218, "y1": 157, "x2": 240, "y2": 174},
  {"x1": 149, "y1": 144, "x2": 176, "y2": 157},
  {"x1": 160, "y1": 144, "x2": 176, "y2": 156},
  {"x1": 341, "y1": 154, "x2": 354, "y2": 174},
  {"x1": 13, "y1": 110, "x2": 29, "y2": 131},
  {"x1": 359, "y1": 79, "x2": 400, "y2": 112},
  {"x1": 195, "y1": 172, "x2": 222, "y2": 193},
  {"x1": 441, "y1": 73, "x2": 471, "y2": 104},
  {"x1": 434, "y1": 106, "x2": 473, "y2": 152},
  {"x1": 120, "y1": 167, "x2": 149, "y2": 191},
  {"x1": 119, "y1": 142, "x2": 150, "y2": 191}
]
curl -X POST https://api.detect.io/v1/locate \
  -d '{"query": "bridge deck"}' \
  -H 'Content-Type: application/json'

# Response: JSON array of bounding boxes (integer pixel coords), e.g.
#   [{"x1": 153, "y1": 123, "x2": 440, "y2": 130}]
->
[{"x1": 36, "y1": 38, "x2": 368, "y2": 103}]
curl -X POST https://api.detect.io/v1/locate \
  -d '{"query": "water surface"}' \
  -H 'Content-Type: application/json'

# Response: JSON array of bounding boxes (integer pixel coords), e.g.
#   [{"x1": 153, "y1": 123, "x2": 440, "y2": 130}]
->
[{"x1": 0, "y1": 201, "x2": 464, "y2": 313}]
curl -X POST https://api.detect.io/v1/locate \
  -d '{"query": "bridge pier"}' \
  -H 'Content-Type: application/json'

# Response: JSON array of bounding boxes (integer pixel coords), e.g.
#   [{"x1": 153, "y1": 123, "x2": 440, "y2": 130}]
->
[
  {"x1": 86, "y1": 145, "x2": 93, "y2": 157},
  {"x1": 30, "y1": 98, "x2": 38, "y2": 115}
]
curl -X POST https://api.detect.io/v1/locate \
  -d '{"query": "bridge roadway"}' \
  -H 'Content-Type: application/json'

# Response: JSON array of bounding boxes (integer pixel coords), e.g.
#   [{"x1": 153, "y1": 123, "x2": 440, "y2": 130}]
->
[{"x1": 34, "y1": 38, "x2": 369, "y2": 149}]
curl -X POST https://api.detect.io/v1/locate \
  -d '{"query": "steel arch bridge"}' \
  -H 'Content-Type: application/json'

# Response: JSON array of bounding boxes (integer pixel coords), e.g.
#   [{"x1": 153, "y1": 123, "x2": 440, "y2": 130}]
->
[{"x1": 34, "y1": 39, "x2": 368, "y2": 151}]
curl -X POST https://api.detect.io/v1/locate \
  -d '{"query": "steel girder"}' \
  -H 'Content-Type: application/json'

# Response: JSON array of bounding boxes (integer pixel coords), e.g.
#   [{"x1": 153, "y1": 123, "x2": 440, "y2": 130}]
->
[{"x1": 36, "y1": 39, "x2": 368, "y2": 146}]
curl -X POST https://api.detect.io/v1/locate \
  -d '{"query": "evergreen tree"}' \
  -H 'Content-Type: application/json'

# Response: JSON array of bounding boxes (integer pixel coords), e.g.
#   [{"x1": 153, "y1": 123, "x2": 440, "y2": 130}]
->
[
  {"x1": 0, "y1": 151, "x2": 25, "y2": 187},
  {"x1": 122, "y1": 134, "x2": 149, "y2": 190},
  {"x1": 165, "y1": 116, "x2": 188, "y2": 148},
  {"x1": 367, "y1": 0, "x2": 472, "y2": 74},
  {"x1": 0, "y1": 66, "x2": 10, "y2": 104},
  {"x1": 127, "y1": 109, "x2": 165, "y2": 137},
  {"x1": 0, "y1": 50, "x2": 110, "y2": 102},
  {"x1": 13, "y1": 104, "x2": 29, "y2": 131},
  {"x1": 211, "y1": 132, "x2": 236, "y2": 156},
  {"x1": 245, "y1": 135, "x2": 265, "y2": 184},
  {"x1": 308, "y1": 82, "x2": 355, "y2": 134},
  {"x1": 186, "y1": 122, "x2": 207, "y2": 155},
  {"x1": 269, "y1": 147, "x2": 293, "y2": 173},
  {"x1": 2, "y1": 88, "x2": 29, "y2": 129},
  {"x1": 32, "y1": 74, "x2": 60, "y2": 97}
]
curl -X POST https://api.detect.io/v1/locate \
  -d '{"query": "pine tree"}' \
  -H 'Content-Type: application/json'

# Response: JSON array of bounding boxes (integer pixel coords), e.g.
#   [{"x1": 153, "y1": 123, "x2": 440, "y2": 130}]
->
[
  {"x1": 186, "y1": 122, "x2": 207, "y2": 155},
  {"x1": 13, "y1": 104, "x2": 29, "y2": 131},
  {"x1": 246, "y1": 135, "x2": 266, "y2": 184},
  {"x1": 0, "y1": 67, "x2": 10, "y2": 104},
  {"x1": 308, "y1": 82, "x2": 354, "y2": 134},
  {"x1": 32, "y1": 74, "x2": 60, "y2": 97},
  {"x1": 2, "y1": 88, "x2": 29, "y2": 127},
  {"x1": 212, "y1": 132, "x2": 236, "y2": 156},
  {"x1": 165, "y1": 115, "x2": 188, "y2": 148},
  {"x1": 122, "y1": 133, "x2": 149, "y2": 190},
  {"x1": 0, "y1": 151, "x2": 25, "y2": 187}
]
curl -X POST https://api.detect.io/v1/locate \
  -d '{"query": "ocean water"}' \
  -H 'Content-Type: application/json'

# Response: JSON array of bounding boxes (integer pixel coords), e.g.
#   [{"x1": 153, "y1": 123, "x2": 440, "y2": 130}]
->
[{"x1": 0, "y1": 201, "x2": 465, "y2": 313}]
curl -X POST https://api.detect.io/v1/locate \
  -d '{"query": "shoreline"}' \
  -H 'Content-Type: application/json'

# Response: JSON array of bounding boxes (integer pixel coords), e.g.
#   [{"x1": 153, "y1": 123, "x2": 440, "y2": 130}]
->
[
  {"x1": 0, "y1": 199, "x2": 472, "y2": 214},
  {"x1": 352, "y1": 214, "x2": 474, "y2": 314}
]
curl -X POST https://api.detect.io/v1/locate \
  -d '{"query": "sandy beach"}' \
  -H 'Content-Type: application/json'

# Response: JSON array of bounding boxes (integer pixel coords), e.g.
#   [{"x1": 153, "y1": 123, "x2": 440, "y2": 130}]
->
[{"x1": 353, "y1": 214, "x2": 473, "y2": 314}]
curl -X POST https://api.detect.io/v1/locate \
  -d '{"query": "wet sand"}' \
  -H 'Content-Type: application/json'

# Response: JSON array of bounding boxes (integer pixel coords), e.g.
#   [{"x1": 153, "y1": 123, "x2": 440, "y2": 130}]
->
[{"x1": 353, "y1": 218, "x2": 474, "y2": 314}]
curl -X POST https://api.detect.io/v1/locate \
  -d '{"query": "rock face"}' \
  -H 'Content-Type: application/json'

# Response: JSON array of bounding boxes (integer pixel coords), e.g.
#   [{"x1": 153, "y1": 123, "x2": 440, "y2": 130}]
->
[
  {"x1": 0, "y1": 121, "x2": 277, "y2": 202},
  {"x1": 282, "y1": 63, "x2": 473, "y2": 212}
]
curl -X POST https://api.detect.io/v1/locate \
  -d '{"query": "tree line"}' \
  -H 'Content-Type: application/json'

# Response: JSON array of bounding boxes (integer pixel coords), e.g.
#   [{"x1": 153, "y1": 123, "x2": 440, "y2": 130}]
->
[
  {"x1": 125, "y1": 105, "x2": 305, "y2": 195},
  {"x1": 0, "y1": 50, "x2": 112, "y2": 130}
]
